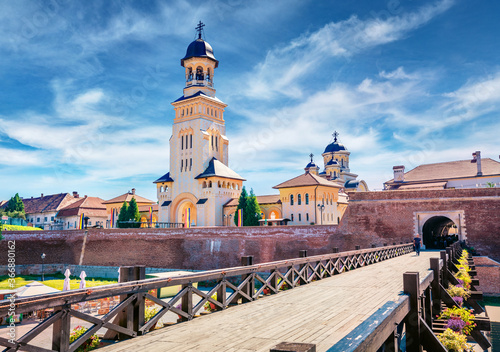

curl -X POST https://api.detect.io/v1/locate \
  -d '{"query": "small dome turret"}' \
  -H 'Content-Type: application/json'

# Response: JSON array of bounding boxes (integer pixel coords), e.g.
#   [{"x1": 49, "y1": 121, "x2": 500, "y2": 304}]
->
[{"x1": 181, "y1": 38, "x2": 218, "y2": 67}]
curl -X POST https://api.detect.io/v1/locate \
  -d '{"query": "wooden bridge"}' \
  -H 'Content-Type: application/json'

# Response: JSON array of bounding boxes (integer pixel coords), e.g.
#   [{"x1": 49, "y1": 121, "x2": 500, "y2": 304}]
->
[{"x1": 0, "y1": 243, "x2": 491, "y2": 351}]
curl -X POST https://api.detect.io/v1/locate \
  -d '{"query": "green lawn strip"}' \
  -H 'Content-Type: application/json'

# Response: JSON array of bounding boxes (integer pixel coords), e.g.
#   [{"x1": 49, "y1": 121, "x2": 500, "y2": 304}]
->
[
  {"x1": 0, "y1": 275, "x2": 118, "y2": 291},
  {"x1": 1, "y1": 224, "x2": 42, "y2": 231}
]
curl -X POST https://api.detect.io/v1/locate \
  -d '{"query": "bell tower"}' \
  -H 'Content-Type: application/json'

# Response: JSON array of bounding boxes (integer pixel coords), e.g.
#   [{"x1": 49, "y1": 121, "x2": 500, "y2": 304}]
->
[{"x1": 155, "y1": 22, "x2": 244, "y2": 227}]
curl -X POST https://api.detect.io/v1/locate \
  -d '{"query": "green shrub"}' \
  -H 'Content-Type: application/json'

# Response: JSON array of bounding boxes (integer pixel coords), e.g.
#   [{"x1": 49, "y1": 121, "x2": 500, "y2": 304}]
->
[{"x1": 69, "y1": 326, "x2": 100, "y2": 352}]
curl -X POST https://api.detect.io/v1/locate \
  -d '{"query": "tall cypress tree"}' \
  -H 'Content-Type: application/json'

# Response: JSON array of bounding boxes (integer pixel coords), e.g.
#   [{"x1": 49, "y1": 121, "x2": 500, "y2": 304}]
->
[
  {"x1": 6, "y1": 193, "x2": 25, "y2": 213},
  {"x1": 234, "y1": 186, "x2": 248, "y2": 226},
  {"x1": 127, "y1": 198, "x2": 141, "y2": 228},
  {"x1": 117, "y1": 201, "x2": 129, "y2": 228},
  {"x1": 245, "y1": 189, "x2": 261, "y2": 226}
]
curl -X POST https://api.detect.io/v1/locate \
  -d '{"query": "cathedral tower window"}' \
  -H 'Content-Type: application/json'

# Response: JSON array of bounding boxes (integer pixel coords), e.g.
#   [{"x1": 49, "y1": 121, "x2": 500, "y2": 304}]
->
[
  {"x1": 209, "y1": 181, "x2": 212, "y2": 188},
  {"x1": 189, "y1": 158, "x2": 192, "y2": 171},
  {"x1": 181, "y1": 160, "x2": 183, "y2": 172},
  {"x1": 181, "y1": 135, "x2": 184, "y2": 150},
  {"x1": 196, "y1": 66, "x2": 204, "y2": 80},
  {"x1": 305, "y1": 193, "x2": 309, "y2": 205},
  {"x1": 190, "y1": 134, "x2": 193, "y2": 148},
  {"x1": 298, "y1": 194, "x2": 302, "y2": 205},
  {"x1": 290, "y1": 195, "x2": 294, "y2": 206},
  {"x1": 185, "y1": 159, "x2": 188, "y2": 171},
  {"x1": 298, "y1": 214, "x2": 301, "y2": 222}
]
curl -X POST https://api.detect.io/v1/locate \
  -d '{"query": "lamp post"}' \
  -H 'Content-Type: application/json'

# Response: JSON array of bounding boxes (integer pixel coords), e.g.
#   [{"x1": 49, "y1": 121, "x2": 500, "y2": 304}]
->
[
  {"x1": 317, "y1": 204, "x2": 325, "y2": 225},
  {"x1": 41, "y1": 253, "x2": 46, "y2": 282}
]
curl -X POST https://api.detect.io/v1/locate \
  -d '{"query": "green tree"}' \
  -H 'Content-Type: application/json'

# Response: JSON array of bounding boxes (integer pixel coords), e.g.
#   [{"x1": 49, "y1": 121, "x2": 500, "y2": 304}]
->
[
  {"x1": 117, "y1": 201, "x2": 129, "y2": 228},
  {"x1": 486, "y1": 182, "x2": 495, "y2": 188},
  {"x1": 4, "y1": 193, "x2": 25, "y2": 219},
  {"x1": 234, "y1": 186, "x2": 248, "y2": 226},
  {"x1": 245, "y1": 189, "x2": 261, "y2": 226},
  {"x1": 127, "y1": 198, "x2": 141, "y2": 228}
]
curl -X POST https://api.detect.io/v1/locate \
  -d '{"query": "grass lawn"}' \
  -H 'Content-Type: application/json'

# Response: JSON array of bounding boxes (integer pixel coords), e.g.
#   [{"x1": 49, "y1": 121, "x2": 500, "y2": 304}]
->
[
  {"x1": 0, "y1": 275, "x2": 118, "y2": 291},
  {"x1": 1, "y1": 224, "x2": 42, "y2": 231}
]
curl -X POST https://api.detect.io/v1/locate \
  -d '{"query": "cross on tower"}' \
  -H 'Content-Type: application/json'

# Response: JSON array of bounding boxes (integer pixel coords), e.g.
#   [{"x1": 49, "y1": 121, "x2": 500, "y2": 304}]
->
[
  {"x1": 196, "y1": 21, "x2": 205, "y2": 39},
  {"x1": 333, "y1": 131, "x2": 339, "y2": 142},
  {"x1": 309, "y1": 153, "x2": 314, "y2": 163}
]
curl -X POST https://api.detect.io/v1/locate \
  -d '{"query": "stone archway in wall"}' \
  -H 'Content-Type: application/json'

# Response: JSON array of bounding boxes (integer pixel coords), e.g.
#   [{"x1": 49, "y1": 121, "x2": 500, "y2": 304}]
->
[
  {"x1": 170, "y1": 193, "x2": 198, "y2": 226},
  {"x1": 414, "y1": 210, "x2": 466, "y2": 249}
]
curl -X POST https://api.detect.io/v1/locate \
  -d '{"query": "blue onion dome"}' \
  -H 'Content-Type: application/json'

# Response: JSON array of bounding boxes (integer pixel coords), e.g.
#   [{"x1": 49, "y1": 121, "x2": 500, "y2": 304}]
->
[
  {"x1": 181, "y1": 39, "x2": 218, "y2": 67},
  {"x1": 324, "y1": 141, "x2": 346, "y2": 153},
  {"x1": 306, "y1": 161, "x2": 317, "y2": 168},
  {"x1": 326, "y1": 159, "x2": 339, "y2": 166}
]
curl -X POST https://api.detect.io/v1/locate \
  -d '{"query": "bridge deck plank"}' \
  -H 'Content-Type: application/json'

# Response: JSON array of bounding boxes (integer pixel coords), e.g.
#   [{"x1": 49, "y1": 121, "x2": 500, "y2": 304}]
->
[{"x1": 99, "y1": 251, "x2": 438, "y2": 352}]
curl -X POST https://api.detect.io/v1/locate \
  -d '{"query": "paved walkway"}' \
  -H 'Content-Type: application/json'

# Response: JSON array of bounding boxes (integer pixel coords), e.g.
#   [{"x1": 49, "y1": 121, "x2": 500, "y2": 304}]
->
[{"x1": 100, "y1": 251, "x2": 439, "y2": 352}]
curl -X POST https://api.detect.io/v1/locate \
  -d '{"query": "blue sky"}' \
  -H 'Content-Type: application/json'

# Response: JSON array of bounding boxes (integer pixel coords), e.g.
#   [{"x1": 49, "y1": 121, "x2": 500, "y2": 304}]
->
[{"x1": 1, "y1": 0, "x2": 499, "y2": 202}]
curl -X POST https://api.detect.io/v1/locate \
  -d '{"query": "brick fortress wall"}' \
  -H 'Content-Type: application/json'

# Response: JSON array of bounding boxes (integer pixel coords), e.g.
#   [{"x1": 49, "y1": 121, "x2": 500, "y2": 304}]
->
[
  {"x1": 340, "y1": 188, "x2": 500, "y2": 262},
  {"x1": 1, "y1": 226, "x2": 408, "y2": 270}
]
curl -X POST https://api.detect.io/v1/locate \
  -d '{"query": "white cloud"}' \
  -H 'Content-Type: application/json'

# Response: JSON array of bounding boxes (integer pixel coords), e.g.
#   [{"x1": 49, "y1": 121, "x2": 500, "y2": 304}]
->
[{"x1": 241, "y1": 0, "x2": 454, "y2": 100}]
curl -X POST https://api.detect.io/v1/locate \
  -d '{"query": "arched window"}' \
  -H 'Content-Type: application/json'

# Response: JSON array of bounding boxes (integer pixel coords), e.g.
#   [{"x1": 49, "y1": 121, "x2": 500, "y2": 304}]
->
[
  {"x1": 291, "y1": 214, "x2": 294, "y2": 221},
  {"x1": 190, "y1": 107, "x2": 193, "y2": 115},
  {"x1": 290, "y1": 195, "x2": 294, "y2": 206},
  {"x1": 298, "y1": 194, "x2": 302, "y2": 205},
  {"x1": 206, "y1": 68, "x2": 211, "y2": 82},
  {"x1": 187, "y1": 67, "x2": 193, "y2": 81},
  {"x1": 298, "y1": 213, "x2": 301, "y2": 222},
  {"x1": 211, "y1": 135, "x2": 214, "y2": 150},
  {"x1": 306, "y1": 213, "x2": 309, "y2": 221},
  {"x1": 218, "y1": 181, "x2": 221, "y2": 188},
  {"x1": 190, "y1": 134, "x2": 193, "y2": 148},
  {"x1": 208, "y1": 181, "x2": 212, "y2": 188},
  {"x1": 305, "y1": 193, "x2": 309, "y2": 205},
  {"x1": 196, "y1": 66, "x2": 204, "y2": 80},
  {"x1": 181, "y1": 135, "x2": 184, "y2": 150}
]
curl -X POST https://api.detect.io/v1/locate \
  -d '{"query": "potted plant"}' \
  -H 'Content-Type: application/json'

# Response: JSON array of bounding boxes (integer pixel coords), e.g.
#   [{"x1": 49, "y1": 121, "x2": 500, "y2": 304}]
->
[{"x1": 69, "y1": 326, "x2": 100, "y2": 352}]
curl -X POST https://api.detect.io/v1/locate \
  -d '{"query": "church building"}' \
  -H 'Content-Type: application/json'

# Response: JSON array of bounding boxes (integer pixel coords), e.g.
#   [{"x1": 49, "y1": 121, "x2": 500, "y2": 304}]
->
[
  {"x1": 154, "y1": 23, "x2": 244, "y2": 227},
  {"x1": 155, "y1": 24, "x2": 368, "y2": 227}
]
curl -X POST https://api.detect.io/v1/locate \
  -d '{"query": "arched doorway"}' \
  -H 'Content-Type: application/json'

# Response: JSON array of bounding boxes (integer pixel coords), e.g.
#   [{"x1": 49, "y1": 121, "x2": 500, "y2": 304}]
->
[
  {"x1": 177, "y1": 201, "x2": 197, "y2": 227},
  {"x1": 422, "y1": 216, "x2": 459, "y2": 249}
]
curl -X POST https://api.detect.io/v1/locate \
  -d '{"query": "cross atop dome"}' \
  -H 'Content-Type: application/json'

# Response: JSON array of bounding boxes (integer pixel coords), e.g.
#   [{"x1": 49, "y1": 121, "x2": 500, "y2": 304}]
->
[
  {"x1": 309, "y1": 153, "x2": 314, "y2": 163},
  {"x1": 196, "y1": 21, "x2": 205, "y2": 39},
  {"x1": 333, "y1": 131, "x2": 339, "y2": 142}
]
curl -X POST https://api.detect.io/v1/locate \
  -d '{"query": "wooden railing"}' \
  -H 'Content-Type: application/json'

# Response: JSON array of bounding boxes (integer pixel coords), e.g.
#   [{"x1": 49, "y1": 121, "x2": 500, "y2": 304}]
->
[
  {"x1": 331, "y1": 242, "x2": 491, "y2": 352},
  {"x1": 0, "y1": 244, "x2": 412, "y2": 352}
]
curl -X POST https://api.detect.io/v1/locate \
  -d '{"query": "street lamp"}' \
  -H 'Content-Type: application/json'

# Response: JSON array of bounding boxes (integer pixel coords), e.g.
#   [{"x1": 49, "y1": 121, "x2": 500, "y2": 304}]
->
[
  {"x1": 41, "y1": 253, "x2": 46, "y2": 282},
  {"x1": 317, "y1": 204, "x2": 325, "y2": 225}
]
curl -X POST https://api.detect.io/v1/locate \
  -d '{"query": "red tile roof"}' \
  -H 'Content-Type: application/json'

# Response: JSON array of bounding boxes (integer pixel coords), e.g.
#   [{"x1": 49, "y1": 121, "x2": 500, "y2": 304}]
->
[
  {"x1": 103, "y1": 192, "x2": 155, "y2": 205},
  {"x1": 385, "y1": 158, "x2": 500, "y2": 184},
  {"x1": 56, "y1": 197, "x2": 107, "y2": 218},
  {"x1": 17, "y1": 193, "x2": 80, "y2": 214},
  {"x1": 273, "y1": 172, "x2": 344, "y2": 189}
]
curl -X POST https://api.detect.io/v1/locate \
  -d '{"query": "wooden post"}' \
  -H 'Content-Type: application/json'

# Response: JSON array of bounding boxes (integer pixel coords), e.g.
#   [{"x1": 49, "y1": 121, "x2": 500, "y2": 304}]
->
[
  {"x1": 241, "y1": 256, "x2": 254, "y2": 303},
  {"x1": 440, "y1": 251, "x2": 448, "y2": 288},
  {"x1": 355, "y1": 245, "x2": 361, "y2": 250},
  {"x1": 181, "y1": 283, "x2": 193, "y2": 321},
  {"x1": 430, "y1": 257, "x2": 441, "y2": 315},
  {"x1": 118, "y1": 266, "x2": 134, "y2": 340},
  {"x1": 403, "y1": 272, "x2": 422, "y2": 352},
  {"x1": 133, "y1": 266, "x2": 146, "y2": 335},
  {"x1": 299, "y1": 250, "x2": 308, "y2": 285},
  {"x1": 424, "y1": 287, "x2": 432, "y2": 328},
  {"x1": 332, "y1": 247, "x2": 339, "y2": 253},
  {"x1": 52, "y1": 306, "x2": 70, "y2": 351}
]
